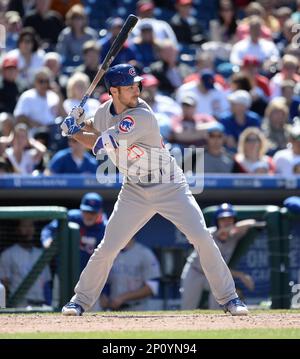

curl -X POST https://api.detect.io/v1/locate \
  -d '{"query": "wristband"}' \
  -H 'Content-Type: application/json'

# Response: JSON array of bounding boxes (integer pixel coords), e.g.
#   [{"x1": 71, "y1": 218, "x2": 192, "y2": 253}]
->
[{"x1": 92, "y1": 136, "x2": 104, "y2": 155}]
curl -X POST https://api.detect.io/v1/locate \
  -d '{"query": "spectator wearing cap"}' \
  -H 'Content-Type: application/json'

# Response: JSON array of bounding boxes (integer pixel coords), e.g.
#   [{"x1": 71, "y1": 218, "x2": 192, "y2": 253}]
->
[
  {"x1": 23, "y1": 0, "x2": 64, "y2": 51},
  {"x1": 219, "y1": 89, "x2": 261, "y2": 151},
  {"x1": 100, "y1": 17, "x2": 136, "y2": 67},
  {"x1": 203, "y1": 122, "x2": 234, "y2": 173},
  {"x1": 176, "y1": 69, "x2": 230, "y2": 117},
  {"x1": 230, "y1": 15, "x2": 279, "y2": 66},
  {"x1": 273, "y1": 119, "x2": 300, "y2": 176},
  {"x1": 170, "y1": 95, "x2": 216, "y2": 149},
  {"x1": 141, "y1": 74, "x2": 181, "y2": 116},
  {"x1": 170, "y1": 0, "x2": 207, "y2": 46},
  {"x1": 4, "y1": 11, "x2": 23, "y2": 51},
  {"x1": 274, "y1": 6, "x2": 292, "y2": 31},
  {"x1": 6, "y1": 27, "x2": 46, "y2": 89},
  {"x1": 241, "y1": 55, "x2": 270, "y2": 99},
  {"x1": 41, "y1": 192, "x2": 107, "y2": 271},
  {"x1": 183, "y1": 52, "x2": 227, "y2": 90},
  {"x1": 232, "y1": 127, "x2": 275, "y2": 174},
  {"x1": 133, "y1": 0, "x2": 178, "y2": 47},
  {"x1": 132, "y1": 21, "x2": 159, "y2": 70},
  {"x1": 269, "y1": 55, "x2": 300, "y2": 99},
  {"x1": 140, "y1": 74, "x2": 181, "y2": 140},
  {"x1": 56, "y1": 4, "x2": 98, "y2": 67},
  {"x1": 0, "y1": 57, "x2": 20, "y2": 113},
  {"x1": 45, "y1": 135, "x2": 98, "y2": 175}
]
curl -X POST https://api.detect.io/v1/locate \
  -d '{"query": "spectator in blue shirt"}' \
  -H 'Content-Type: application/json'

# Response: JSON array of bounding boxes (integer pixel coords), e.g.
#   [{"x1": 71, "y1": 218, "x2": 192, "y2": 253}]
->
[
  {"x1": 219, "y1": 90, "x2": 261, "y2": 152},
  {"x1": 41, "y1": 192, "x2": 107, "y2": 271},
  {"x1": 46, "y1": 137, "x2": 98, "y2": 175}
]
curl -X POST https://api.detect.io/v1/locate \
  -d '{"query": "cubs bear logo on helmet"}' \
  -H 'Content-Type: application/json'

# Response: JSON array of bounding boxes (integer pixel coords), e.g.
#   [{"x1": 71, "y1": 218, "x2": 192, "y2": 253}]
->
[
  {"x1": 129, "y1": 67, "x2": 136, "y2": 77},
  {"x1": 105, "y1": 64, "x2": 143, "y2": 89}
]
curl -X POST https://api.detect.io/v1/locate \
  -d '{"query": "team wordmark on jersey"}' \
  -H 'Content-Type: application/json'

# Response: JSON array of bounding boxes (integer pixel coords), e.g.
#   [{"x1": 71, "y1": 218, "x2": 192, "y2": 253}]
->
[
  {"x1": 127, "y1": 145, "x2": 145, "y2": 160},
  {"x1": 119, "y1": 116, "x2": 135, "y2": 133}
]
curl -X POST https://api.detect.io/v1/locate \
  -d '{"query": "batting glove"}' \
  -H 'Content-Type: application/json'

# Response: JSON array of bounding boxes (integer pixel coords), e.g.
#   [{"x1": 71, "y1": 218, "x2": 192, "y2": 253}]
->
[
  {"x1": 70, "y1": 106, "x2": 85, "y2": 124},
  {"x1": 60, "y1": 115, "x2": 84, "y2": 137}
]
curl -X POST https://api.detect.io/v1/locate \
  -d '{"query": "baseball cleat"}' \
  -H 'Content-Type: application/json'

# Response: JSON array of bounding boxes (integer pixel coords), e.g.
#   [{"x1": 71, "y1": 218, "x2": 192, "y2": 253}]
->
[
  {"x1": 222, "y1": 297, "x2": 249, "y2": 316},
  {"x1": 62, "y1": 302, "x2": 84, "y2": 316}
]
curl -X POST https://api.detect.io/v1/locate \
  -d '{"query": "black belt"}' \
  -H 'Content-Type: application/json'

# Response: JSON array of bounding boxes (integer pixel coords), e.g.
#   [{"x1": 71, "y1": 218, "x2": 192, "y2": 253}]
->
[{"x1": 130, "y1": 169, "x2": 166, "y2": 184}]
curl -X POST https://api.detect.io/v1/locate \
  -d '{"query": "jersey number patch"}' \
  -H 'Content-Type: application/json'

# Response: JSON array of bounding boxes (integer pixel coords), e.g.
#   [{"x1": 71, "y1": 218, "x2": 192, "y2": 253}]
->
[{"x1": 127, "y1": 145, "x2": 144, "y2": 160}]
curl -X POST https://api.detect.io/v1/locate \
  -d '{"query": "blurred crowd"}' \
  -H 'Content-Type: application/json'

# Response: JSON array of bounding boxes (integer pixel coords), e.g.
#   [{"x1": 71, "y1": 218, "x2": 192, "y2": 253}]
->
[{"x1": 0, "y1": 0, "x2": 300, "y2": 176}]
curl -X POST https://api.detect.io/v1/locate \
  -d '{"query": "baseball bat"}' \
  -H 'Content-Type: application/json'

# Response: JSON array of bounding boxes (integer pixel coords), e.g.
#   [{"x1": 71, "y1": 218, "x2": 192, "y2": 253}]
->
[{"x1": 79, "y1": 14, "x2": 138, "y2": 108}]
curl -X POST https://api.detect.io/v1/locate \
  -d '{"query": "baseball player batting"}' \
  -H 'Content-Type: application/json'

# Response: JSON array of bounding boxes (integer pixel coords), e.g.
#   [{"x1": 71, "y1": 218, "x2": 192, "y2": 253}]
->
[{"x1": 61, "y1": 64, "x2": 248, "y2": 316}]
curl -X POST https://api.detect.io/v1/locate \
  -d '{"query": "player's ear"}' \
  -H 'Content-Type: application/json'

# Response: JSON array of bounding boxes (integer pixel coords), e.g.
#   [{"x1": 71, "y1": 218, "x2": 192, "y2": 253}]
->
[{"x1": 110, "y1": 86, "x2": 118, "y2": 96}]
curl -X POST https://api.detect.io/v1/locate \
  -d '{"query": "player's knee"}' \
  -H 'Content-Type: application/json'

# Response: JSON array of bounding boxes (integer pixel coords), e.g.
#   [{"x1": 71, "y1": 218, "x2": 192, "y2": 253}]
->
[
  {"x1": 187, "y1": 227, "x2": 213, "y2": 246},
  {"x1": 94, "y1": 239, "x2": 126, "y2": 259}
]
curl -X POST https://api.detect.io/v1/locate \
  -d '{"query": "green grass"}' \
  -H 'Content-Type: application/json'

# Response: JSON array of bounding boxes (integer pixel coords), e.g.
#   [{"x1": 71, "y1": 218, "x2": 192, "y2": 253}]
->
[{"x1": 1, "y1": 328, "x2": 300, "y2": 339}]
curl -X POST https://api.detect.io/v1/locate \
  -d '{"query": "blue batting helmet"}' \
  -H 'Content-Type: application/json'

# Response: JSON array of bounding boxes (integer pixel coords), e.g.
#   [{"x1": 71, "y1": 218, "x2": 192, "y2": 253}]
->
[
  {"x1": 104, "y1": 64, "x2": 143, "y2": 90},
  {"x1": 80, "y1": 192, "x2": 103, "y2": 212},
  {"x1": 214, "y1": 203, "x2": 237, "y2": 225}
]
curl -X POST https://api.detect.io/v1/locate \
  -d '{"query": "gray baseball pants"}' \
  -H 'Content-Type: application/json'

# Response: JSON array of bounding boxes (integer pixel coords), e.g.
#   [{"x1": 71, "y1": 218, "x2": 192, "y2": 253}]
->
[{"x1": 71, "y1": 179, "x2": 237, "y2": 310}]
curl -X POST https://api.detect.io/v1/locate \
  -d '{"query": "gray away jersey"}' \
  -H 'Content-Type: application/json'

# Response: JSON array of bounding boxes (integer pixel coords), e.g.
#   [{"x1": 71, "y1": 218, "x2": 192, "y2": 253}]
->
[{"x1": 93, "y1": 98, "x2": 182, "y2": 182}]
